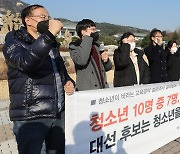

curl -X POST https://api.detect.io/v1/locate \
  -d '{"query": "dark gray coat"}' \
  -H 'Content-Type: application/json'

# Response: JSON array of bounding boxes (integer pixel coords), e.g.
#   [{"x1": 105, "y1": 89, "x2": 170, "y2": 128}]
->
[{"x1": 69, "y1": 36, "x2": 112, "y2": 91}]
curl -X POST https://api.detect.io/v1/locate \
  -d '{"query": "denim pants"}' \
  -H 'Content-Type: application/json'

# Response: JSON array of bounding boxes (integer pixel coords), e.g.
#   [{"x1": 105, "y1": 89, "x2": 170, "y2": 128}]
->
[{"x1": 13, "y1": 110, "x2": 65, "y2": 154}]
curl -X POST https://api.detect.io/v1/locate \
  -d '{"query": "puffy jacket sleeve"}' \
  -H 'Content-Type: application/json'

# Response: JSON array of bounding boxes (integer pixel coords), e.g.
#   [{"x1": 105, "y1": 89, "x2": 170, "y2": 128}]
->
[
  {"x1": 113, "y1": 43, "x2": 130, "y2": 69},
  {"x1": 3, "y1": 30, "x2": 57, "y2": 72},
  {"x1": 69, "y1": 36, "x2": 93, "y2": 66}
]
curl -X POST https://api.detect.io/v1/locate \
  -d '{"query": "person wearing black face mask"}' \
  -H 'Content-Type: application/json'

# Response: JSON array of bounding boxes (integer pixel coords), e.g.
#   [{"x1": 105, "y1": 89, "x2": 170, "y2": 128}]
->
[
  {"x1": 90, "y1": 31, "x2": 99, "y2": 42},
  {"x1": 69, "y1": 19, "x2": 112, "y2": 91},
  {"x1": 3, "y1": 4, "x2": 75, "y2": 154},
  {"x1": 37, "y1": 20, "x2": 49, "y2": 34}
]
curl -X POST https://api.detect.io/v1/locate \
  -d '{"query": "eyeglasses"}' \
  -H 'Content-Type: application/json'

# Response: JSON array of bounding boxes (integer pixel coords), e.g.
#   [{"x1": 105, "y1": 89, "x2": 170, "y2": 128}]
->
[
  {"x1": 30, "y1": 15, "x2": 51, "y2": 20},
  {"x1": 154, "y1": 35, "x2": 163, "y2": 38},
  {"x1": 87, "y1": 27, "x2": 97, "y2": 32}
]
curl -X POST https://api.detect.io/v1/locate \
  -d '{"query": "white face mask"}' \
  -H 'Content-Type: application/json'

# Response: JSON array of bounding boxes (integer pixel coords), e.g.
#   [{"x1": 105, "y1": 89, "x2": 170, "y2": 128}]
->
[
  {"x1": 99, "y1": 43, "x2": 105, "y2": 51},
  {"x1": 155, "y1": 38, "x2": 158, "y2": 44},
  {"x1": 170, "y1": 47, "x2": 178, "y2": 54},
  {"x1": 129, "y1": 42, "x2": 136, "y2": 51},
  {"x1": 154, "y1": 38, "x2": 163, "y2": 46}
]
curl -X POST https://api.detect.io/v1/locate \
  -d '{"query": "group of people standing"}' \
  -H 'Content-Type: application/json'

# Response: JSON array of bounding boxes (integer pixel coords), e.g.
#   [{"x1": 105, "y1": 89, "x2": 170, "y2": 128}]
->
[
  {"x1": 2, "y1": 4, "x2": 180, "y2": 154},
  {"x1": 114, "y1": 29, "x2": 180, "y2": 87},
  {"x1": 70, "y1": 24, "x2": 180, "y2": 90}
]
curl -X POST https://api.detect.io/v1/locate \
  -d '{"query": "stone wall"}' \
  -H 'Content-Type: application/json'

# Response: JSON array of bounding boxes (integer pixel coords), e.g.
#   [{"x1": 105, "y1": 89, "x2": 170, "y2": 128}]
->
[
  {"x1": 0, "y1": 52, "x2": 9, "y2": 99},
  {"x1": 0, "y1": 56, "x2": 8, "y2": 80},
  {"x1": 0, "y1": 80, "x2": 9, "y2": 99}
]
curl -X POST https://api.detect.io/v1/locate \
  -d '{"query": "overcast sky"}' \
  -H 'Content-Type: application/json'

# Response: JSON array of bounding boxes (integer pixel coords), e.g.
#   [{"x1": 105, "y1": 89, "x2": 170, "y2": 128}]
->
[{"x1": 22, "y1": 0, "x2": 180, "y2": 32}]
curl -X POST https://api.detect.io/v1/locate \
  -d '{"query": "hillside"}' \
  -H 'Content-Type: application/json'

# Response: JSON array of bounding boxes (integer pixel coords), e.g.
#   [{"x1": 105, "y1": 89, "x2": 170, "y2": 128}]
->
[
  {"x1": 0, "y1": 0, "x2": 28, "y2": 14},
  {"x1": 96, "y1": 22, "x2": 149, "y2": 36},
  {"x1": 57, "y1": 18, "x2": 149, "y2": 36}
]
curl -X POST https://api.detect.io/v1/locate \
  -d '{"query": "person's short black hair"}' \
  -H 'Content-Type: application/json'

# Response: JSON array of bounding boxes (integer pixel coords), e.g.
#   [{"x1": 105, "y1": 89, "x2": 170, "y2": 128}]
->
[
  {"x1": 119, "y1": 32, "x2": 135, "y2": 46},
  {"x1": 166, "y1": 40, "x2": 177, "y2": 49},
  {"x1": 150, "y1": 28, "x2": 162, "y2": 41},
  {"x1": 21, "y1": 4, "x2": 44, "y2": 28},
  {"x1": 76, "y1": 19, "x2": 96, "y2": 38}
]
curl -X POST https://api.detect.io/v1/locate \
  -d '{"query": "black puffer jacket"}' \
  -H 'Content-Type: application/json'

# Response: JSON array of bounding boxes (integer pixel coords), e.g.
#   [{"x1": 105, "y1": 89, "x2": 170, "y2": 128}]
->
[{"x1": 3, "y1": 27, "x2": 73, "y2": 121}]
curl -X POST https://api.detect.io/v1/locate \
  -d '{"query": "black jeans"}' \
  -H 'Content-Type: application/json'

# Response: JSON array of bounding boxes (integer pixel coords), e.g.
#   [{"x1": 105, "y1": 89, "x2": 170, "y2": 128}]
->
[{"x1": 13, "y1": 110, "x2": 65, "y2": 154}]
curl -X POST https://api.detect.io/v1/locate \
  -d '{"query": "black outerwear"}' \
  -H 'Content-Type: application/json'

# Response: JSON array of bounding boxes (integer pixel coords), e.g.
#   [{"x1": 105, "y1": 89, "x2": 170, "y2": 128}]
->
[
  {"x1": 113, "y1": 43, "x2": 150, "y2": 87},
  {"x1": 144, "y1": 43, "x2": 168, "y2": 83},
  {"x1": 3, "y1": 27, "x2": 74, "y2": 121},
  {"x1": 166, "y1": 49, "x2": 180, "y2": 81}
]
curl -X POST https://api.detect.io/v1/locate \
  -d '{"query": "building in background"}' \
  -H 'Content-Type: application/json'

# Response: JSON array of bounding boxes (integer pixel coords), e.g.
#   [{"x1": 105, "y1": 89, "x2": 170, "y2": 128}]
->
[{"x1": 114, "y1": 32, "x2": 147, "y2": 41}]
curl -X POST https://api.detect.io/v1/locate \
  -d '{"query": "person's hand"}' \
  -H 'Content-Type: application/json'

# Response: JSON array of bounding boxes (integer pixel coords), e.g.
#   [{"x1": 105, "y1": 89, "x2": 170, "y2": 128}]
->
[
  {"x1": 82, "y1": 30, "x2": 91, "y2": 37},
  {"x1": 122, "y1": 38, "x2": 128, "y2": 44},
  {"x1": 48, "y1": 19, "x2": 63, "y2": 36},
  {"x1": 101, "y1": 51, "x2": 109, "y2": 62},
  {"x1": 64, "y1": 81, "x2": 74, "y2": 95}
]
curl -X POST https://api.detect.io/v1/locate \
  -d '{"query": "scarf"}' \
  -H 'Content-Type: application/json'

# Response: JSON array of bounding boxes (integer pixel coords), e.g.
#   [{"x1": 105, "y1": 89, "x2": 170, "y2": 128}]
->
[{"x1": 91, "y1": 45, "x2": 105, "y2": 88}]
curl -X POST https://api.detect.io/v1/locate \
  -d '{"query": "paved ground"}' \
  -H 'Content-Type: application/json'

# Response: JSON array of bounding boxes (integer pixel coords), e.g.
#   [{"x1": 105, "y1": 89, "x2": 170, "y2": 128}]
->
[
  {"x1": 0, "y1": 100, "x2": 179, "y2": 154},
  {"x1": 0, "y1": 100, "x2": 18, "y2": 154}
]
